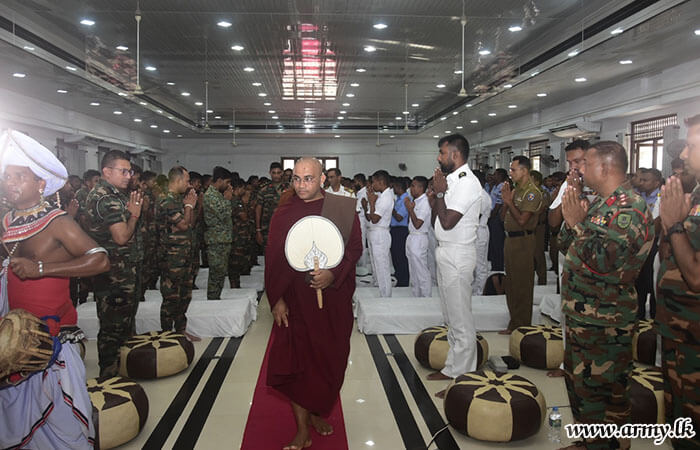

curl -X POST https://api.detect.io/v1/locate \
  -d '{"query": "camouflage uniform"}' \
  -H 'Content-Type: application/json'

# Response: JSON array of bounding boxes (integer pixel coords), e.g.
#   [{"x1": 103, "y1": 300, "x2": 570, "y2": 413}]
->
[
  {"x1": 86, "y1": 179, "x2": 139, "y2": 377},
  {"x1": 157, "y1": 191, "x2": 193, "y2": 332},
  {"x1": 74, "y1": 186, "x2": 93, "y2": 303},
  {"x1": 656, "y1": 184, "x2": 700, "y2": 449},
  {"x1": 141, "y1": 189, "x2": 159, "y2": 291},
  {"x1": 257, "y1": 182, "x2": 288, "y2": 249},
  {"x1": 228, "y1": 195, "x2": 248, "y2": 288},
  {"x1": 246, "y1": 187, "x2": 259, "y2": 267},
  {"x1": 558, "y1": 182, "x2": 654, "y2": 450},
  {"x1": 190, "y1": 197, "x2": 203, "y2": 287},
  {"x1": 132, "y1": 193, "x2": 146, "y2": 303},
  {"x1": 203, "y1": 185, "x2": 232, "y2": 299}
]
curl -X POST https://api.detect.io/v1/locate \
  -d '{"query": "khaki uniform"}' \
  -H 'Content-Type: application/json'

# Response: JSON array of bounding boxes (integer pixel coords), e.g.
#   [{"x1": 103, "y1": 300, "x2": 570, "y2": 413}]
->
[{"x1": 504, "y1": 178, "x2": 542, "y2": 331}]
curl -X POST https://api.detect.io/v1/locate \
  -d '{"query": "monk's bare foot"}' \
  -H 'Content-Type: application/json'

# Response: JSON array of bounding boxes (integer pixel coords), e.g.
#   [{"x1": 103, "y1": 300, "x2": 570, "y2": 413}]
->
[
  {"x1": 309, "y1": 414, "x2": 333, "y2": 436},
  {"x1": 183, "y1": 331, "x2": 201, "y2": 342},
  {"x1": 435, "y1": 389, "x2": 447, "y2": 399},
  {"x1": 547, "y1": 368, "x2": 565, "y2": 377},
  {"x1": 282, "y1": 430, "x2": 312, "y2": 450},
  {"x1": 426, "y1": 371, "x2": 453, "y2": 381},
  {"x1": 498, "y1": 329, "x2": 512, "y2": 335}
]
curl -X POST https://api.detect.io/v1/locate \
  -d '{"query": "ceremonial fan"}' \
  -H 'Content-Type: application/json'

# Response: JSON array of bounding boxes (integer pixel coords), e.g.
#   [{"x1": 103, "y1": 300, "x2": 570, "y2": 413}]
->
[{"x1": 284, "y1": 216, "x2": 344, "y2": 309}]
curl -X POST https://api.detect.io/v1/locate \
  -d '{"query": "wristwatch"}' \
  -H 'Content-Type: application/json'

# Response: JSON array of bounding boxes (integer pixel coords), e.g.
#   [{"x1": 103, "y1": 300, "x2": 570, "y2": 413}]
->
[
  {"x1": 436, "y1": 192, "x2": 445, "y2": 199},
  {"x1": 668, "y1": 222, "x2": 686, "y2": 238}
]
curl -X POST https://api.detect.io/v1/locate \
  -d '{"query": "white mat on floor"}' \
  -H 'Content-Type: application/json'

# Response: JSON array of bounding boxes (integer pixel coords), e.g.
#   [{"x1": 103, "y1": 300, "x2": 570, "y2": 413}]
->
[
  {"x1": 356, "y1": 294, "x2": 542, "y2": 335},
  {"x1": 193, "y1": 268, "x2": 265, "y2": 292},
  {"x1": 143, "y1": 288, "x2": 257, "y2": 303},
  {"x1": 77, "y1": 298, "x2": 257, "y2": 339},
  {"x1": 353, "y1": 285, "x2": 555, "y2": 306},
  {"x1": 539, "y1": 293, "x2": 562, "y2": 323}
]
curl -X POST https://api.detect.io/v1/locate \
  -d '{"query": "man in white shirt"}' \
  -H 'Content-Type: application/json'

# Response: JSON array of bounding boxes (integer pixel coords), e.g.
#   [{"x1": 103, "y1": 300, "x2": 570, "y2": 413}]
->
[
  {"x1": 325, "y1": 168, "x2": 355, "y2": 198},
  {"x1": 427, "y1": 134, "x2": 482, "y2": 398},
  {"x1": 363, "y1": 170, "x2": 394, "y2": 297},
  {"x1": 472, "y1": 171, "x2": 492, "y2": 296},
  {"x1": 405, "y1": 176, "x2": 432, "y2": 297},
  {"x1": 353, "y1": 173, "x2": 370, "y2": 270}
]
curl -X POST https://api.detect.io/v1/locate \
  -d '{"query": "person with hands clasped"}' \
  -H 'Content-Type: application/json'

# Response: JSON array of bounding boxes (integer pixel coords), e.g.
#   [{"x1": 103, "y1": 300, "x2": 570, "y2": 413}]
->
[{"x1": 363, "y1": 170, "x2": 394, "y2": 297}]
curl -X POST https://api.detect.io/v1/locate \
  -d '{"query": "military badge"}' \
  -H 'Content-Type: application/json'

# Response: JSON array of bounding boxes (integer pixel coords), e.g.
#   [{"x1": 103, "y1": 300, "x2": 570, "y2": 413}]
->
[
  {"x1": 690, "y1": 205, "x2": 700, "y2": 217},
  {"x1": 616, "y1": 213, "x2": 632, "y2": 229},
  {"x1": 526, "y1": 192, "x2": 535, "y2": 201},
  {"x1": 459, "y1": 172, "x2": 466, "y2": 178}
]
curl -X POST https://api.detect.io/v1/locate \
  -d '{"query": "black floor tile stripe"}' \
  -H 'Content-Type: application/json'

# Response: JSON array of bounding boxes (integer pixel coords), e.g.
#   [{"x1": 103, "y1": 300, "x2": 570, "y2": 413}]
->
[
  {"x1": 383, "y1": 335, "x2": 460, "y2": 450},
  {"x1": 142, "y1": 337, "x2": 224, "y2": 450},
  {"x1": 172, "y1": 336, "x2": 243, "y2": 449},
  {"x1": 365, "y1": 334, "x2": 426, "y2": 450}
]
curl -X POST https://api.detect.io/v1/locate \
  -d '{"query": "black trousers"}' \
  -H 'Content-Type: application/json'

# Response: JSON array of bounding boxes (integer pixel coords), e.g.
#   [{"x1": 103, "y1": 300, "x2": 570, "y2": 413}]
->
[
  {"x1": 390, "y1": 226, "x2": 409, "y2": 287},
  {"x1": 487, "y1": 215, "x2": 505, "y2": 271}
]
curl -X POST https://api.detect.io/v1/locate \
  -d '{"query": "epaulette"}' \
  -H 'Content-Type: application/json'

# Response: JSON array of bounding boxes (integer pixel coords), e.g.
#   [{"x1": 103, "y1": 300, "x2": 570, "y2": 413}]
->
[{"x1": 458, "y1": 171, "x2": 466, "y2": 178}]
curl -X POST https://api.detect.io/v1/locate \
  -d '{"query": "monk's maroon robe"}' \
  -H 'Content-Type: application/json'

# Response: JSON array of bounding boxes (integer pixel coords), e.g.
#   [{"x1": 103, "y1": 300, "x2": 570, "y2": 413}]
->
[{"x1": 265, "y1": 192, "x2": 362, "y2": 416}]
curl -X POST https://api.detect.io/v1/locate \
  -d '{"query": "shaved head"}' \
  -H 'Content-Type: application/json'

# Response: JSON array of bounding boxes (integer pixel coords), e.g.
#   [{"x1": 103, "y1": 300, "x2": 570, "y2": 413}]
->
[
  {"x1": 292, "y1": 157, "x2": 326, "y2": 202},
  {"x1": 295, "y1": 157, "x2": 323, "y2": 176}
]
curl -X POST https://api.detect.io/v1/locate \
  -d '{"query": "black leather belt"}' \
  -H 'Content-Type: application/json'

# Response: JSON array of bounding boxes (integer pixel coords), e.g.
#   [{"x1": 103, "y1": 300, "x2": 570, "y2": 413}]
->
[{"x1": 505, "y1": 230, "x2": 535, "y2": 238}]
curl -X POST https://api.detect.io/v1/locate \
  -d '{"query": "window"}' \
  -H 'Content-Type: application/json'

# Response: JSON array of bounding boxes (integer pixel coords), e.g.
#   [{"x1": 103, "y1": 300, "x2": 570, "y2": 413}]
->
[
  {"x1": 528, "y1": 140, "x2": 548, "y2": 172},
  {"x1": 281, "y1": 156, "x2": 339, "y2": 171},
  {"x1": 630, "y1": 114, "x2": 678, "y2": 171}
]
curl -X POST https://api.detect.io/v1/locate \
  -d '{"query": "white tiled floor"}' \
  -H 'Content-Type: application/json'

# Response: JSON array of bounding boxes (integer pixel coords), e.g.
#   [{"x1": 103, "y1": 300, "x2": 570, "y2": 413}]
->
[{"x1": 82, "y1": 294, "x2": 672, "y2": 450}]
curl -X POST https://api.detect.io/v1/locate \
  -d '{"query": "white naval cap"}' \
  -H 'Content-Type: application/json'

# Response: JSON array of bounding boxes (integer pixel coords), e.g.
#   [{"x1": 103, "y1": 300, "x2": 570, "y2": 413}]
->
[{"x1": 0, "y1": 129, "x2": 68, "y2": 196}]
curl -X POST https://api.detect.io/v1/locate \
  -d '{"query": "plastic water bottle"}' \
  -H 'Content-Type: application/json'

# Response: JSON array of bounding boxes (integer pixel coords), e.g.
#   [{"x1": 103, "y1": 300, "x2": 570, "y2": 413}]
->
[{"x1": 548, "y1": 407, "x2": 562, "y2": 443}]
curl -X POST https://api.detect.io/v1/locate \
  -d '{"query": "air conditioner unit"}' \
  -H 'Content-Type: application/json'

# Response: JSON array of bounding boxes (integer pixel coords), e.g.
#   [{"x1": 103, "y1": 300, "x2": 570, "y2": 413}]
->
[{"x1": 549, "y1": 122, "x2": 601, "y2": 138}]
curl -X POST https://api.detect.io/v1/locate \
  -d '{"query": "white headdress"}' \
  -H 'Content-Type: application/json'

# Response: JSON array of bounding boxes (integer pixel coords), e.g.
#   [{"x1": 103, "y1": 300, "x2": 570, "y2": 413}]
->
[{"x1": 0, "y1": 129, "x2": 68, "y2": 196}]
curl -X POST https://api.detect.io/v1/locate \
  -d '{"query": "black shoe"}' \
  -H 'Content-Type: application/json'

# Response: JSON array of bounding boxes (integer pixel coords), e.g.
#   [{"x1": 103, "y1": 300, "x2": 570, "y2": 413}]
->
[{"x1": 192, "y1": 285, "x2": 198, "y2": 290}]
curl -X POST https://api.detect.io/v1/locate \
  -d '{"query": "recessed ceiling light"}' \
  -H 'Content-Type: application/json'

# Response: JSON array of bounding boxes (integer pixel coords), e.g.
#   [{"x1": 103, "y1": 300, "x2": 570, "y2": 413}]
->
[
  {"x1": 304, "y1": 124, "x2": 313, "y2": 129},
  {"x1": 454, "y1": 70, "x2": 463, "y2": 74},
  {"x1": 342, "y1": 103, "x2": 350, "y2": 107},
  {"x1": 470, "y1": 119, "x2": 478, "y2": 123},
  {"x1": 695, "y1": 29, "x2": 700, "y2": 36},
  {"x1": 139, "y1": 101, "x2": 147, "y2": 106},
  {"x1": 350, "y1": 82, "x2": 360, "y2": 87},
  {"x1": 568, "y1": 49, "x2": 580, "y2": 57},
  {"x1": 619, "y1": 59, "x2": 633, "y2": 64},
  {"x1": 166, "y1": 81, "x2": 175, "y2": 85},
  {"x1": 206, "y1": 109, "x2": 213, "y2": 113},
  {"x1": 194, "y1": 101, "x2": 203, "y2": 106},
  {"x1": 411, "y1": 103, "x2": 419, "y2": 107},
  {"x1": 611, "y1": 27, "x2": 623, "y2": 35},
  {"x1": 402, "y1": 111, "x2": 409, "y2": 115},
  {"x1": 364, "y1": 45, "x2": 377, "y2": 52},
  {"x1": 305, "y1": 100, "x2": 316, "y2": 104},
  {"x1": 337, "y1": 116, "x2": 345, "y2": 120},
  {"x1": 271, "y1": 115, "x2": 279, "y2": 119},
  {"x1": 252, "y1": 82, "x2": 262, "y2": 86},
  {"x1": 56, "y1": 89, "x2": 68, "y2": 94},
  {"x1": 456, "y1": 125, "x2": 463, "y2": 129},
  {"x1": 440, "y1": 117, "x2": 447, "y2": 121},
  {"x1": 243, "y1": 67, "x2": 255, "y2": 72},
  {"x1": 508, "y1": 25, "x2": 522, "y2": 32},
  {"x1": 390, "y1": 135, "x2": 395, "y2": 138},
  {"x1": 65, "y1": 66, "x2": 77, "y2": 71},
  {"x1": 113, "y1": 110, "x2": 122, "y2": 115},
  {"x1": 145, "y1": 65, "x2": 156, "y2": 71},
  {"x1": 503, "y1": 84, "x2": 513, "y2": 89},
  {"x1": 340, "y1": 110, "x2": 347, "y2": 114},
  {"x1": 181, "y1": 92, "x2": 190, "y2": 97},
  {"x1": 334, "y1": 135, "x2": 341, "y2": 138},
  {"x1": 264, "y1": 102, "x2": 272, "y2": 106},
  {"x1": 445, "y1": 130, "x2": 452, "y2": 134},
  {"x1": 168, "y1": 116, "x2": 173, "y2": 119},
  {"x1": 213, "y1": 115, "x2": 221, "y2": 119},
  {"x1": 395, "y1": 116, "x2": 402, "y2": 120},
  {"x1": 133, "y1": 118, "x2": 142, "y2": 122},
  {"x1": 452, "y1": 111, "x2": 459, "y2": 115},
  {"x1": 537, "y1": 92, "x2": 548, "y2": 97},
  {"x1": 23, "y1": 45, "x2": 35, "y2": 51},
  {"x1": 118, "y1": 92, "x2": 128, "y2": 97},
  {"x1": 530, "y1": 71, "x2": 539, "y2": 77},
  {"x1": 163, "y1": 129, "x2": 170, "y2": 133},
  {"x1": 150, "y1": 124, "x2": 158, "y2": 128},
  {"x1": 488, "y1": 112, "x2": 497, "y2": 116},
  {"x1": 508, "y1": 104, "x2": 517, "y2": 108},
  {"x1": 80, "y1": 19, "x2": 95, "y2": 26},
  {"x1": 177, "y1": 134, "x2": 183, "y2": 138},
  {"x1": 156, "y1": 109, "x2": 163, "y2": 113},
  {"x1": 373, "y1": 23, "x2": 388, "y2": 30},
  {"x1": 231, "y1": 45, "x2": 245, "y2": 51},
  {"x1": 575, "y1": 77, "x2": 587, "y2": 82},
  {"x1": 258, "y1": 92, "x2": 267, "y2": 97},
  {"x1": 90, "y1": 102, "x2": 100, "y2": 106},
  {"x1": 436, "y1": 83, "x2": 446, "y2": 88},
  {"x1": 478, "y1": 49, "x2": 491, "y2": 56},
  {"x1": 466, "y1": 103, "x2": 473, "y2": 107},
  {"x1": 217, "y1": 20, "x2": 232, "y2": 28},
  {"x1": 268, "y1": 110, "x2": 276, "y2": 113},
  {"x1": 355, "y1": 68, "x2": 367, "y2": 73},
  {"x1": 346, "y1": 93, "x2": 355, "y2": 97},
  {"x1": 116, "y1": 45, "x2": 129, "y2": 51},
  {"x1": 12, "y1": 72, "x2": 26, "y2": 78},
  {"x1": 433, "y1": 135, "x2": 439, "y2": 138}
]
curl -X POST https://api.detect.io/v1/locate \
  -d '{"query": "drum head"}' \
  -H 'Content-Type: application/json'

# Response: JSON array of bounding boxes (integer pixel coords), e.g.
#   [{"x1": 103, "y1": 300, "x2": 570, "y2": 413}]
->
[{"x1": 285, "y1": 215, "x2": 344, "y2": 271}]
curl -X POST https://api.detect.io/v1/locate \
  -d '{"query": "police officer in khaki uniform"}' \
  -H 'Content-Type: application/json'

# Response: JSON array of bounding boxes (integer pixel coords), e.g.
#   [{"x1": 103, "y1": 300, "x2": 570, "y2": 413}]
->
[{"x1": 499, "y1": 155, "x2": 543, "y2": 334}]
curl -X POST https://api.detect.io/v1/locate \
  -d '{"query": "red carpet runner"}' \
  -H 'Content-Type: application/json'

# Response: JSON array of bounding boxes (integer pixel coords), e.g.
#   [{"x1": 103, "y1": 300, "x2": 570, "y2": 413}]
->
[{"x1": 240, "y1": 328, "x2": 349, "y2": 449}]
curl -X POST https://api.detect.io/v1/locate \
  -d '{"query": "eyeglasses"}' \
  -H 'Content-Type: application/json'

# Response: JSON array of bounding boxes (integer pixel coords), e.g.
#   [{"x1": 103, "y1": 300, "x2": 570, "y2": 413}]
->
[
  {"x1": 108, "y1": 167, "x2": 134, "y2": 177},
  {"x1": 291, "y1": 175, "x2": 316, "y2": 184}
]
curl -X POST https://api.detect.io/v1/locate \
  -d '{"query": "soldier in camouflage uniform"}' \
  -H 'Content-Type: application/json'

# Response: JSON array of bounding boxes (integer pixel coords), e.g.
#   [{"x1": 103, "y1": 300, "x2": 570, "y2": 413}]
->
[
  {"x1": 255, "y1": 162, "x2": 288, "y2": 250},
  {"x1": 188, "y1": 171, "x2": 203, "y2": 287},
  {"x1": 228, "y1": 179, "x2": 249, "y2": 288},
  {"x1": 242, "y1": 182, "x2": 258, "y2": 272},
  {"x1": 74, "y1": 169, "x2": 100, "y2": 303},
  {"x1": 203, "y1": 166, "x2": 233, "y2": 299},
  {"x1": 199, "y1": 174, "x2": 212, "y2": 268},
  {"x1": 558, "y1": 141, "x2": 654, "y2": 450},
  {"x1": 158, "y1": 167, "x2": 199, "y2": 340},
  {"x1": 85, "y1": 150, "x2": 143, "y2": 377},
  {"x1": 140, "y1": 171, "x2": 159, "y2": 290},
  {"x1": 657, "y1": 114, "x2": 700, "y2": 449}
]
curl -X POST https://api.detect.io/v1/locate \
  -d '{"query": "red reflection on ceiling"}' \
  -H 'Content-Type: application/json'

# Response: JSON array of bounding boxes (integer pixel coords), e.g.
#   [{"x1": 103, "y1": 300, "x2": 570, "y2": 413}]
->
[{"x1": 282, "y1": 23, "x2": 337, "y2": 100}]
